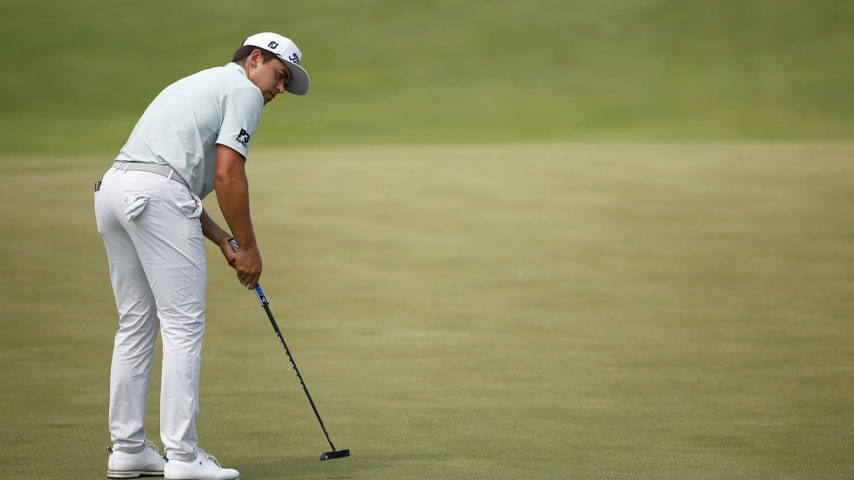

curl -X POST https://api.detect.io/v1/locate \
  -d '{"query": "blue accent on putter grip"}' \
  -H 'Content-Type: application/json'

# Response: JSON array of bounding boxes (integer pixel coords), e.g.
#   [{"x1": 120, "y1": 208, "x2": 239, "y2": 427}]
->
[{"x1": 255, "y1": 285, "x2": 269, "y2": 306}]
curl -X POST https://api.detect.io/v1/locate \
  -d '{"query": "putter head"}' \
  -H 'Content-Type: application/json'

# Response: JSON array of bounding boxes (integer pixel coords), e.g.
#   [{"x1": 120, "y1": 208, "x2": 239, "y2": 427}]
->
[{"x1": 319, "y1": 449, "x2": 350, "y2": 461}]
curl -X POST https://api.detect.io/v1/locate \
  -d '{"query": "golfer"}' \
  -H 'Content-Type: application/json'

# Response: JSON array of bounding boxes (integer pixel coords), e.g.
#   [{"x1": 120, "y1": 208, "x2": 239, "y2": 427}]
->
[{"x1": 95, "y1": 32, "x2": 309, "y2": 480}]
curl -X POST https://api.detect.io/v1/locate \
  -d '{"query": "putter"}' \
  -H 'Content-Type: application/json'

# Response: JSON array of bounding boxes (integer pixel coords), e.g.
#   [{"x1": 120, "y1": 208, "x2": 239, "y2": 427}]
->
[{"x1": 229, "y1": 239, "x2": 350, "y2": 462}]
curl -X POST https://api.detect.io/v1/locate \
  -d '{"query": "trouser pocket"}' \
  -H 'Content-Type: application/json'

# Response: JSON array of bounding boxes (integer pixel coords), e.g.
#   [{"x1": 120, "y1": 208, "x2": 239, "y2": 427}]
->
[
  {"x1": 176, "y1": 190, "x2": 203, "y2": 219},
  {"x1": 123, "y1": 192, "x2": 152, "y2": 222}
]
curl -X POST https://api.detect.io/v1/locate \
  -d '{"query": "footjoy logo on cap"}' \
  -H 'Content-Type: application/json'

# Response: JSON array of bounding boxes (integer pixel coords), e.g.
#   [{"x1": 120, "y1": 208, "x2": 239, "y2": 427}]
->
[{"x1": 268, "y1": 41, "x2": 279, "y2": 49}]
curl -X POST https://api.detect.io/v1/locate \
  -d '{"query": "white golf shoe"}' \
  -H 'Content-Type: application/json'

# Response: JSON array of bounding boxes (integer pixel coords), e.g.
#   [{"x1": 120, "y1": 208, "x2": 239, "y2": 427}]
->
[
  {"x1": 107, "y1": 440, "x2": 167, "y2": 478},
  {"x1": 164, "y1": 448, "x2": 240, "y2": 480}
]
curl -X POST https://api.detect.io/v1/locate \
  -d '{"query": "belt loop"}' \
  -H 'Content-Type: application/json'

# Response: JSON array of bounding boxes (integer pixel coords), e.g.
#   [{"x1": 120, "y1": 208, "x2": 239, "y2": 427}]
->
[
  {"x1": 121, "y1": 162, "x2": 129, "y2": 173},
  {"x1": 167, "y1": 170, "x2": 174, "y2": 182}
]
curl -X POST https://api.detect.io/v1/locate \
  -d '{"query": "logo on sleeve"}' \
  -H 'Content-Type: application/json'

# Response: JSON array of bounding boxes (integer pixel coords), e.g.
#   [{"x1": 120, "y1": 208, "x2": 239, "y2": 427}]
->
[{"x1": 237, "y1": 129, "x2": 251, "y2": 146}]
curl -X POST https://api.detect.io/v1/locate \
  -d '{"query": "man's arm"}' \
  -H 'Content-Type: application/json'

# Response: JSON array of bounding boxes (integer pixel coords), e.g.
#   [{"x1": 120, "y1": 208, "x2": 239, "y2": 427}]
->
[
  {"x1": 214, "y1": 144, "x2": 262, "y2": 288},
  {"x1": 200, "y1": 209, "x2": 237, "y2": 268}
]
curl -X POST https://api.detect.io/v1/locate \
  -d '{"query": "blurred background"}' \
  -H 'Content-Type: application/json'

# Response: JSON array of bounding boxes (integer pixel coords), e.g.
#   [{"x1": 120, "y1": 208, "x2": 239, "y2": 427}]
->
[
  {"x1": 2, "y1": 2, "x2": 853, "y2": 479},
  {"x1": 1, "y1": 0, "x2": 852, "y2": 157}
]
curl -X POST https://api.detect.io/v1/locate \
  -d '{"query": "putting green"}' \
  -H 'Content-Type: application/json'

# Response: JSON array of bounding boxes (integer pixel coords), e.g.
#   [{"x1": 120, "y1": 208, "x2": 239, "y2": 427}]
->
[{"x1": 1, "y1": 143, "x2": 852, "y2": 479}]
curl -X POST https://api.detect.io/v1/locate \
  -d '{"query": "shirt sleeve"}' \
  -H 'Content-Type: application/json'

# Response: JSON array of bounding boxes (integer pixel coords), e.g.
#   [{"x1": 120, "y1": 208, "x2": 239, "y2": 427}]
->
[{"x1": 217, "y1": 85, "x2": 264, "y2": 159}]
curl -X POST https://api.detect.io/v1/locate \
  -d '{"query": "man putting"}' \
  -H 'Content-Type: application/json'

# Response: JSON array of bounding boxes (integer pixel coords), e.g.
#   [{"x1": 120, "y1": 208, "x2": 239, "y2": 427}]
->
[{"x1": 94, "y1": 32, "x2": 310, "y2": 480}]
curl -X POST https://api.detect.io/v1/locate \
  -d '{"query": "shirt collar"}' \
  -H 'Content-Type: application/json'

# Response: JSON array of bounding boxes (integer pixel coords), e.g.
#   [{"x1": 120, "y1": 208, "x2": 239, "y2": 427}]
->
[{"x1": 226, "y1": 62, "x2": 248, "y2": 78}]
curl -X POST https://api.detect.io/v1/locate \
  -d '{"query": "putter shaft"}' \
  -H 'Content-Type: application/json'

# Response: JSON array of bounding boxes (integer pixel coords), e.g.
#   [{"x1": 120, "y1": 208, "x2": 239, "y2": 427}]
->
[{"x1": 228, "y1": 239, "x2": 349, "y2": 461}]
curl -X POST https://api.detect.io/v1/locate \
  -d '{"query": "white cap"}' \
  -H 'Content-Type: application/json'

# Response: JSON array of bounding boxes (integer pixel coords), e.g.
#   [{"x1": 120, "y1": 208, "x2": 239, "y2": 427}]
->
[{"x1": 243, "y1": 32, "x2": 310, "y2": 95}]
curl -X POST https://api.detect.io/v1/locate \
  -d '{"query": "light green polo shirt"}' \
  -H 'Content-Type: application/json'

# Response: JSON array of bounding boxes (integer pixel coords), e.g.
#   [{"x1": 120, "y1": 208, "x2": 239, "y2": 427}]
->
[{"x1": 116, "y1": 62, "x2": 264, "y2": 198}]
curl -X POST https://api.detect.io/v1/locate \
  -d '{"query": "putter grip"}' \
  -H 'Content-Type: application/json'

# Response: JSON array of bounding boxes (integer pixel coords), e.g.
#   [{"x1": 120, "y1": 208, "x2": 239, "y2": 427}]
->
[{"x1": 228, "y1": 238, "x2": 268, "y2": 304}]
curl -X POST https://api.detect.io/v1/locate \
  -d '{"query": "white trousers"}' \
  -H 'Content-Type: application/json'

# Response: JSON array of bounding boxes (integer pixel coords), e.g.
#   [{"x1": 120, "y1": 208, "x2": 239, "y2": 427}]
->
[{"x1": 95, "y1": 165, "x2": 206, "y2": 460}]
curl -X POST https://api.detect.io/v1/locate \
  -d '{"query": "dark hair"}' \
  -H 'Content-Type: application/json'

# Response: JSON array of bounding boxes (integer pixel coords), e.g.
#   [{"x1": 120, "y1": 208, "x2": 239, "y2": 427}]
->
[{"x1": 232, "y1": 45, "x2": 278, "y2": 63}]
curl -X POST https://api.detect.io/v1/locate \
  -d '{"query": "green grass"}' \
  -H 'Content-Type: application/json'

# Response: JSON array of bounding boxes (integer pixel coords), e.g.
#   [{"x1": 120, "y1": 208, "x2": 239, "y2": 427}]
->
[
  {"x1": 1, "y1": 0, "x2": 854, "y2": 156},
  {"x1": 1, "y1": 0, "x2": 852, "y2": 477},
  {"x1": 2, "y1": 143, "x2": 853, "y2": 479}
]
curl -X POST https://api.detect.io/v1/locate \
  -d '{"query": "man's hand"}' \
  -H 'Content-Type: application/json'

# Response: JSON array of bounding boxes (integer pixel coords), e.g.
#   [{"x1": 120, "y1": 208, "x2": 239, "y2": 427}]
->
[
  {"x1": 219, "y1": 237, "x2": 238, "y2": 268},
  {"x1": 226, "y1": 238, "x2": 262, "y2": 289},
  {"x1": 234, "y1": 244, "x2": 262, "y2": 289}
]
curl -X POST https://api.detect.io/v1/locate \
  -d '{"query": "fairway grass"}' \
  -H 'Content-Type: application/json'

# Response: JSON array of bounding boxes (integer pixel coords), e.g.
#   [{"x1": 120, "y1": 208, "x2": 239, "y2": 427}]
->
[{"x1": 1, "y1": 143, "x2": 853, "y2": 479}]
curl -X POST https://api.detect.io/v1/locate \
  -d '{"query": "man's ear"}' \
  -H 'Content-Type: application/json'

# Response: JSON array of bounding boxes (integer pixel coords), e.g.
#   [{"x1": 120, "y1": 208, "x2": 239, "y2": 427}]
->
[{"x1": 248, "y1": 49, "x2": 264, "y2": 68}]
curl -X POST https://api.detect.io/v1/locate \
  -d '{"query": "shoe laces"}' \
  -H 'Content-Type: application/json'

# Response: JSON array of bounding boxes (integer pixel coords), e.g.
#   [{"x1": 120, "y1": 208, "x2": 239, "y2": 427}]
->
[{"x1": 196, "y1": 448, "x2": 222, "y2": 468}]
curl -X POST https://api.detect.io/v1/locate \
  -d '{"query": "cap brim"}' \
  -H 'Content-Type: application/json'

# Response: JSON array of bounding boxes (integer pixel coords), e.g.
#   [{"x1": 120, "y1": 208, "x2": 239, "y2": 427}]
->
[{"x1": 279, "y1": 58, "x2": 310, "y2": 95}]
